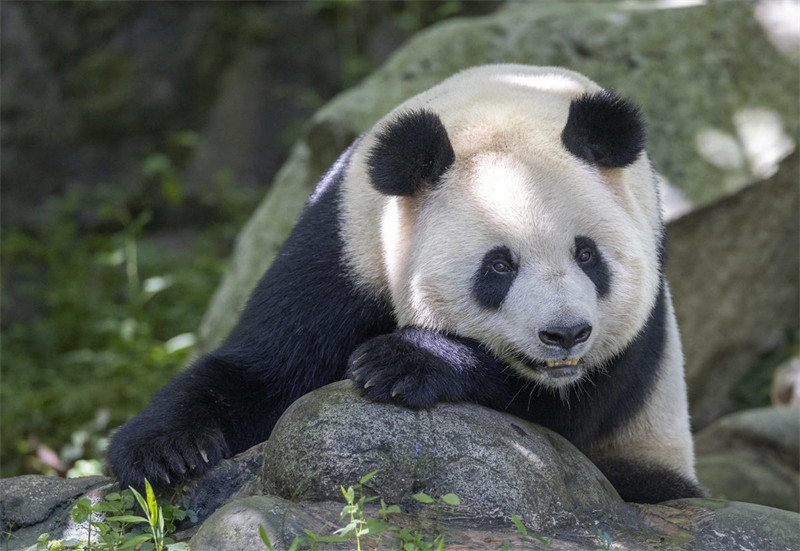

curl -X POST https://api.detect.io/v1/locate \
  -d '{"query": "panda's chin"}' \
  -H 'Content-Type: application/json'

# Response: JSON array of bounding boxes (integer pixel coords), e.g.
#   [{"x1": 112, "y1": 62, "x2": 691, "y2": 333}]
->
[{"x1": 510, "y1": 353, "x2": 586, "y2": 387}]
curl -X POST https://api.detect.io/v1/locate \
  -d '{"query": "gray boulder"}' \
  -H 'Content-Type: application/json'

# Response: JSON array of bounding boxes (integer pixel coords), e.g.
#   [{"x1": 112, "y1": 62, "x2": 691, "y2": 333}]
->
[
  {"x1": 694, "y1": 406, "x2": 800, "y2": 512},
  {"x1": 667, "y1": 153, "x2": 799, "y2": 428},
  {"x1": 260, "y1": 381, "x2": 630, "y2": 532},
  {"x1": 0, "y1": 475, "x2": 111, "y2": 549}
]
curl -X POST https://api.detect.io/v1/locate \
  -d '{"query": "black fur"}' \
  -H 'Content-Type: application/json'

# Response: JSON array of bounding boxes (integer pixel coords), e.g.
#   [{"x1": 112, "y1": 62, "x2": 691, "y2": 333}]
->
[
  {"x1": 575, "y1": 235, "x2": 610, "y2": 297},
  {"x1": 592, "y1": 457, "x2": 706, "y2": 503},
  {"x1": 561, "y1": 91, "x2": 645, "y2": 168},
  {"x1": 472, "y1": 246, "x2": 518, "y2": 309},
  {"x1": 368, "y1": 109, "x2": 455, "y2": 196},
  {"x1": 348, "y1": 327, "x2": 499, "y2": 409},
  {"x1": 107, "y1": 143, "x2": 396, "y2": 490}
]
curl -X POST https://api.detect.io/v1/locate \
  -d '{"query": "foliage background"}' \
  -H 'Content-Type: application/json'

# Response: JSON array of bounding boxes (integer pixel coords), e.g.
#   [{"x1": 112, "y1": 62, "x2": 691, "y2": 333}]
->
[{"x1": 1, "y1": 0, "x2": 501, "y2": 479}]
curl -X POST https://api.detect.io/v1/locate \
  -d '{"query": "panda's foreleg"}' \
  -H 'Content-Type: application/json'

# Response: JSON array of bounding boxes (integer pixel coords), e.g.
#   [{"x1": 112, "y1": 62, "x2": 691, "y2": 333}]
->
[
  {"x1": 348, "y1": 326, "x2": 506, "y2": 409},
  {"x1": 107, "y1": 142, "x2": 397, "y2": 490}
]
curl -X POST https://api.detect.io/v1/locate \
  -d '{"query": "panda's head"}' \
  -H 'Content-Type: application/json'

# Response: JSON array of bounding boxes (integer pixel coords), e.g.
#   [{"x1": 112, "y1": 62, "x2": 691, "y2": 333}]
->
[{"x1": 344, "y1": 66, "x2": 662, "y2": 390}]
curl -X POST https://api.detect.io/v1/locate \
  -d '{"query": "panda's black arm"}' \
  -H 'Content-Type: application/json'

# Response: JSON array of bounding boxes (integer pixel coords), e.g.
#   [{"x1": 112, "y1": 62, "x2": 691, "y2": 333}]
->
[{"x1": 348, "y1": 326, "x2": 513, "y2": 409}]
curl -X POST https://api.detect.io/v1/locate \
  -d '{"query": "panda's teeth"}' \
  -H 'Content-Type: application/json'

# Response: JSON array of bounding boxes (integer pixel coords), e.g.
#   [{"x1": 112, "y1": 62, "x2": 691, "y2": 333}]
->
[{"x1": 546, "y1": 358, "x2": 580, "y2": 368}]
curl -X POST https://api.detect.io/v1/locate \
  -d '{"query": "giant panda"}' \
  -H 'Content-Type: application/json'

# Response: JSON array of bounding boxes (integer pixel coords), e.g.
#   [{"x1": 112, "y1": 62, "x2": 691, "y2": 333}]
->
[{"x1": 107, "y1": 64, "x2": 703, "y2": 504}]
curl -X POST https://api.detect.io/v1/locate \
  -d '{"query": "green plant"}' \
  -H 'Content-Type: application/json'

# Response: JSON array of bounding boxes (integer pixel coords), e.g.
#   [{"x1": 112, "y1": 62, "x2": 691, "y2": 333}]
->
[
  {"x1": 1, "y1": 153, "x2": 250, "y2": 478},
  {"x1": 29, "y1": 480, "x2": 194, "y2": 551}
]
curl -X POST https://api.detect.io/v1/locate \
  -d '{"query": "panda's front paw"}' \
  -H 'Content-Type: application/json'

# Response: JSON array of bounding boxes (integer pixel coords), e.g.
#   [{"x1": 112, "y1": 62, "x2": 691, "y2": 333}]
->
[
  {"x1": 348, "y1": 333, "x2": 448, "y2": 409},
  {"x1": 107, "y1": 419, "x2": 229, "y2": 491}
]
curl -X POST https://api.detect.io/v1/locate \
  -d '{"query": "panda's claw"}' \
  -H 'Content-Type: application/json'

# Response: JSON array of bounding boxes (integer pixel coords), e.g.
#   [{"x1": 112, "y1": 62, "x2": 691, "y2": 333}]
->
[
  {"x1": 364, "y1": 378, "x2": 377, "y2": 389},
  {"x1": 200, "y1": 449, "x2": 209, "y2": 463}
]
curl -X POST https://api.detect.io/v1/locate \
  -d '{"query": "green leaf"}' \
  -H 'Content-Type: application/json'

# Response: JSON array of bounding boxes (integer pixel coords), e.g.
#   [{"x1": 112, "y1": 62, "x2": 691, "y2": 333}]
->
[
  {"x1": 106, "y1": 515, "x2": 148, "y2": 524},
  {"x1": 71, "y1": 507, "x2": 88, "y2": 523},
  {"x1": 365, "y1": 517, "x2": 387, "y2": 533},
  {"x1": 119, "y1": 534, "x2": 154, "y2": 549},
  {"x1": 334, "y1": 521, "x2": 358, "y2": 536},
  {"x1": 383, "y1": 505, "x2": 401, "y2": 514},
  {"x1": 359, "y1": 470, "x2": 378, "y2": 484},
  {"x1": 130, "y1": 487, "x2": 148, "y2": 517},
  {"x1": 412, "y1": 493, "x2": 435, "y2": 504},
  {"x1": 287, "y1": 535, "x2": 302, "y2": 551},
  {"x1": 92, "y1": 501, "x2": 120, "y2": 513},
  {"x1": 436, "y1": 536, "x2": 446, "y2": 551},
  {"x1": 258, "y1": 524, "x2": 274, "y2": 550},
  {"x1": 145, "y1": 479, "x2": 158, "y2": 522},
  {"x1": 440, "y1": 493, "x2": 460, "y2": 506},
  {"x1": 105, "y1": 492, "x2": 121, "y2": 501},
  {"x1": 511, "y1": 513, "x2": 527, "y2": 537}
]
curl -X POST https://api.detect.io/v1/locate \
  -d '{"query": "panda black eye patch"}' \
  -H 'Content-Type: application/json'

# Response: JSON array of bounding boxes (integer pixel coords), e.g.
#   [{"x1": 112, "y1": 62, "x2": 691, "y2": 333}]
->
[
  {"x1": 473, "y1": 246, "x2": 518, "y2": 309},
  {"x1": 574, "y1": 236, "x2": 610, "y2": 297}
]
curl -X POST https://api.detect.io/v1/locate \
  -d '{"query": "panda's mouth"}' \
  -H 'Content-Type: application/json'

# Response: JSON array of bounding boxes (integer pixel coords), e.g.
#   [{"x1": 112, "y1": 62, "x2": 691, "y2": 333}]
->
[{"x1": 512, "y1": 353, "x2": 584, "y2": 379}]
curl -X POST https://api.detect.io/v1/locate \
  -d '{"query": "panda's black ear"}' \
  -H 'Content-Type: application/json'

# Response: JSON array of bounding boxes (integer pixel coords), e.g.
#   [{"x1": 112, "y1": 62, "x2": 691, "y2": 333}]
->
[
  {"x1": 561, "y1": 90, "x2": 646, "y2": 168},
  {"x1": 368, "y1": 109, "x2": 455, "y2": 196}
]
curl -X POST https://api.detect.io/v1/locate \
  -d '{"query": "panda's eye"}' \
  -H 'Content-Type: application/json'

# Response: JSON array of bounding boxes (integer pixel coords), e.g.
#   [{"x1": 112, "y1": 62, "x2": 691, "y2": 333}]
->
[
  {"x1": 491, "y1": 260, "x2": 512, "y2": 274},
  {"x1": 577, "y1": 248, "x2": 593, "y2": 264}
]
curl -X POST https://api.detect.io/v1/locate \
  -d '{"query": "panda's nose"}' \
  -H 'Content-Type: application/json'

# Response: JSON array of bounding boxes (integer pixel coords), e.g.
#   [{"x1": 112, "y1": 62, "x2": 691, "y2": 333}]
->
[{"x1": 538, "y1": 323, "x2": 592, "y2": 350}]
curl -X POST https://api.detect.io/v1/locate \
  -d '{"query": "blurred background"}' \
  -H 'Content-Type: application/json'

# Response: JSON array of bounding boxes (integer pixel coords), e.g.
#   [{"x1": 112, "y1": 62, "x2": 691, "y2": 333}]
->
[
  {"x1": 1, "y1": 0, "x2": 500, "y2": 481},
  {"x1": 1, "y1": 0, "x2": 798, "y2": 512}
]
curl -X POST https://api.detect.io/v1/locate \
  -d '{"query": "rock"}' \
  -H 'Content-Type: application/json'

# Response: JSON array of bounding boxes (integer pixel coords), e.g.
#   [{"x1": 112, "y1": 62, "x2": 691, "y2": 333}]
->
[
  {"x1": 694, "y1": 407, "x2": 800, "y2": 511},
  {"x1": 0, "y1": 475, "x2": 111, "y2": 549},
  {"x1": 181, "y1": 441, "x2": 266, "y2": 524},
  {"x1": 188, "y1": 496, "x2": 343, "y2": 551},
  {"x1": 5, "y1": 397, "x2": 800, "y2": 550},
  {"x1": 666, "y1": 153, "x2": 799, "y2": 428},
  {"x1": 260, "y1": 382, "x2": 631, "y2": 532},
  {"x1": 633, "y1": 499, "x2": 800, "y2": 551},
  {"x1": 772, "y1": 356, "x2": 800, "y2": 406},
  {"x1": 189, "y1": 495, "x2": 800, "y2": 550},
  {"x1": 186, "y1": 382, "x2": 800, "y2": 550},
  {"x1": 196, "y1": 0, "x2": 798, "y2": 355}
]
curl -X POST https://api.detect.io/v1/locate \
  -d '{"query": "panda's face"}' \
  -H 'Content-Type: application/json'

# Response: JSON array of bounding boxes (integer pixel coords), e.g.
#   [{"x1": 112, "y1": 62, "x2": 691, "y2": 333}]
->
[
  {"x1": 348, "y1": 68, "x2": 662, "y2": 390},
  {"x1": 397, "y1": 150, "x2": 659, "y2": 389}
]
